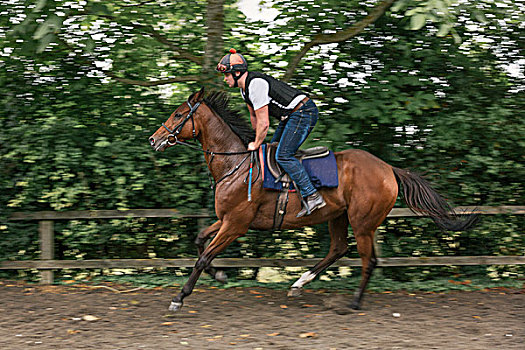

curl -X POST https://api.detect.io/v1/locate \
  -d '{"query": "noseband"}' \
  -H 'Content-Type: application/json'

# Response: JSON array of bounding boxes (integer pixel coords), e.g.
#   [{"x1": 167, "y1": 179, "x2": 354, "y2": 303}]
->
[{"x1": 162, "y1": 100, "x2": 201, "y2": 145}]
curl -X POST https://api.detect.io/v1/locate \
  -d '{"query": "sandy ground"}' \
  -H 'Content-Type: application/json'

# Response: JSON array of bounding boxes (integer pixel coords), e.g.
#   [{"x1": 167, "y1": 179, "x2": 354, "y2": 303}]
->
[{"x1": 0, "y1": 281, "x2": 523, "y2": 349}]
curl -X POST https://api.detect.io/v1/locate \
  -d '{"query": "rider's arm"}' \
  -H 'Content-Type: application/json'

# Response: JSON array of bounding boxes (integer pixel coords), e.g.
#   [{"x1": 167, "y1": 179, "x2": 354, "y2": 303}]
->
[
  {"x1": 251, "y1": 105, "x2": 269, "y2": 149},
  {"x1": 247, "y1": 104, "x2": 257, "y2": 130},
  {"x1": 246, "y1": 78, "x2": 270, "y2": 150}
]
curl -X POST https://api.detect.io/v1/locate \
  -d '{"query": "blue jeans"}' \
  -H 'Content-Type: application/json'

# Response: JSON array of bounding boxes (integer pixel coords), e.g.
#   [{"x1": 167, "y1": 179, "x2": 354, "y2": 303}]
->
[{"x1": 271, "y1": 99, "x2": 319, "y2": 197}]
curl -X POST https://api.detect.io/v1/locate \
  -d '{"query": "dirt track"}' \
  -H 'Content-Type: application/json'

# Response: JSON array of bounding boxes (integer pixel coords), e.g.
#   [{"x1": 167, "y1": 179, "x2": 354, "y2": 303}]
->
[{"x1": 0, "y1": 282, "x2": 523, "y2": 349}]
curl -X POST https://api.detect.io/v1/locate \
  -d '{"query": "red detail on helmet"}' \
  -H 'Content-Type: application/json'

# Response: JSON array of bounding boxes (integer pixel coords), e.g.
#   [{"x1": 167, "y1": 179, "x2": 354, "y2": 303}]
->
[{"x1": 229, "y1": 48, "x2": 237, "y2": 54}]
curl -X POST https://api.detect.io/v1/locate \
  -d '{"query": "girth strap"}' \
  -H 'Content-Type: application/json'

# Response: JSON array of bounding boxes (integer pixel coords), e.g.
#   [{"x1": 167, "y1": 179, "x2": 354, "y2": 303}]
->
[{"x1": 272, "y1": 182, "x2": 290, "y2": 230}]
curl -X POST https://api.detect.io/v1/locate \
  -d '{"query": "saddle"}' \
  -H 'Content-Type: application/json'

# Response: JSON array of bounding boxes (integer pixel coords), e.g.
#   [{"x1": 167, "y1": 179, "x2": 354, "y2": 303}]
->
[
  {"x1": 262, "y1": 142, "x2": 333, "y2": 230},
  {"x1": 265, "y1": 142, "x2": 330, "y2": 184}
]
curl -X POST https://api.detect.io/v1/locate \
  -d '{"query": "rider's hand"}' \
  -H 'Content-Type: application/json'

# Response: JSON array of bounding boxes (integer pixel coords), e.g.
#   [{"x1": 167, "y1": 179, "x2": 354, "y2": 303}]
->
[{"x1": 247, "y1": 142, "x2": 259, "y2": 151}]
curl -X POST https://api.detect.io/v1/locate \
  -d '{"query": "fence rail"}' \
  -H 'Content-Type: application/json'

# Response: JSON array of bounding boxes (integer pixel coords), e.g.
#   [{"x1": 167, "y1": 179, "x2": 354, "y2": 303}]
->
[
  {"x1": 2, "y1": 256, "x2": 524, "y2": 270},
  {"x1": 2, "y1": 206, "x2": 524, "y2": 284},
  {"x1": 7, "y1": 206, "x2": 524, "y2": 221}
]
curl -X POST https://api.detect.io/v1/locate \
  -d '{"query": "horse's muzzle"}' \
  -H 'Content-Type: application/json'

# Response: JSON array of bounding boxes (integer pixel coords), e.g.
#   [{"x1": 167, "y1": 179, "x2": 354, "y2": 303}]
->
[{"x1": 149, "y1": 136, "x2": 169, "y2": 152}]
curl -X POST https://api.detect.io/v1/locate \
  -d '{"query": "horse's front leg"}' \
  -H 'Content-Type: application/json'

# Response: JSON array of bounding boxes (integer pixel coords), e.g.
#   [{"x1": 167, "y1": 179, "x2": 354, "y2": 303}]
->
[
  {"x1": 195, "y1": 220, "x2": 227, "y2": 283},
  {"x1": 169, "y1": 220, "x2": 249, "y2": 312}
]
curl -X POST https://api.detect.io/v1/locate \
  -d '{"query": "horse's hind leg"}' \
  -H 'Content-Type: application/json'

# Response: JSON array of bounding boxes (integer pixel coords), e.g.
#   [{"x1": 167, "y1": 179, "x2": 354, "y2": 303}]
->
[
  {"x1": 348, "y1": 202, "x2": 394, "y2": 309},
  {"x1": 195, "y1": 220, "x2": 227, "y2": 283},
  {"x1": 349, "y1": 229, "x2": 378, "y2": 310},
  {"x1": 288, "y1": 214, "x2": 349, "y2": 296}
]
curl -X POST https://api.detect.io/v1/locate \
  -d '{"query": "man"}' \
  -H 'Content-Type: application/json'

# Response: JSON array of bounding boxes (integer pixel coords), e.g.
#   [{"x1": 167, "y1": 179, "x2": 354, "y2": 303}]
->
[{"x1": 216, "y1": 48, "x2": 326, "y2": 217}]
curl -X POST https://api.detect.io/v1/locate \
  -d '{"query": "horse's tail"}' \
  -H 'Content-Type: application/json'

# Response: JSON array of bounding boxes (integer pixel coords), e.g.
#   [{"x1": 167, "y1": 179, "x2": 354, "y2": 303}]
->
[{"x1": 392, "y1": 167, "x2": 479, "y2": 231}]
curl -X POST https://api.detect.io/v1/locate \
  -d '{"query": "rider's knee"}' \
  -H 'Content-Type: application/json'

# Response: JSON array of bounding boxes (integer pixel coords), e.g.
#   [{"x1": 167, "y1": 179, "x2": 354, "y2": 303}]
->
[{"x1": 276, "y1": 152, "x2": 292, "y2": 165}]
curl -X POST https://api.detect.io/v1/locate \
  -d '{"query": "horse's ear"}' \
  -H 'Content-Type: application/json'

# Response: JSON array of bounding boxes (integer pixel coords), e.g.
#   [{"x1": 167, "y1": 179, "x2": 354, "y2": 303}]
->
[{"x1": 191, "y1": 87, "x2": 205, "y2": 102}]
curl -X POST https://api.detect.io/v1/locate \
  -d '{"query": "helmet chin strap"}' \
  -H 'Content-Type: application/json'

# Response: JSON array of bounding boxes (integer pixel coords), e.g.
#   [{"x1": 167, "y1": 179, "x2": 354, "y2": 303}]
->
[{"x1": 233, "y1": 71, "x2": 246, "y2": 87}]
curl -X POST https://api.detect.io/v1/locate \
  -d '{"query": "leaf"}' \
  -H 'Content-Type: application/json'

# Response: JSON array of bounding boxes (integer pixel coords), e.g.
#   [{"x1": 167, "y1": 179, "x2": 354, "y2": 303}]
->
[
  {"x1": 94, "y1": 140, "x2": 111, "y2": 147},
  {"x1": 451, "y1": 29, "x2": 462, "y2": 44},
  {"x1": 434, "y1": 0, "x2": 449, "y2": 15},
  {"x1": 299, "y1": 332, "x2": 317, "y2": 338},
  {"x1": 33, "y1": 0, "x2": 47, "y2": 13},
  {"x1": 279, "y1": 304, "x2": 288, "y2": 309},
  {"x1": 82, "y1": 315, "x2": 99, "y2": 322},
  {"x1": 437, "y1": 23, "x2": 453, "y2": 37},
  {"x1": 84, "y1": 38, "x2": 96, "y2": 53},
  {"x1": 90, "y1": 3, "x2": 111, "y2": 15},
  {"x1": 410, "y1": 14, "x2": 427, "y2": 30},
  {"x1": 405, "y1": 8, "x2": 422, "y2": 17},
  {"x1": 33, "y1": 15, "x2": 63, "y2": 40},
  {"x1": 391, "y1": 0, "x2": 408, "y2": 13},
  {"x1": 33, "y1": 22, "x2": 51, "y2": 40},
  {"x1": 473, "y1": 10, "x2": 488, "y2": 24}
]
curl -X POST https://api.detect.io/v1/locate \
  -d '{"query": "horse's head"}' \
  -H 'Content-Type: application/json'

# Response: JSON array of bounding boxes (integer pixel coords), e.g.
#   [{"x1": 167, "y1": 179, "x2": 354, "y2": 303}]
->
[{"x1": 149, "y1": 88, "x2": 206, "y2": 152}]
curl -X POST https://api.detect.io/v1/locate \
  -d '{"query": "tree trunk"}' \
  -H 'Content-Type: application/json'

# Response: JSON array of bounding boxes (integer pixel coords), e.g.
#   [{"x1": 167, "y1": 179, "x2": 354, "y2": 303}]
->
[{"x1": 203, "y1": 0, "x2": 225, "y2": 86}]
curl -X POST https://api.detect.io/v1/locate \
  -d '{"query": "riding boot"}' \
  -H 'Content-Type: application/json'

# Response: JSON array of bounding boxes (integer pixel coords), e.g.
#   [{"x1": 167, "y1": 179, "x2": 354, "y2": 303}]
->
[{"x1": 296, "y1": 191, "x2": 326, "y2": 217}]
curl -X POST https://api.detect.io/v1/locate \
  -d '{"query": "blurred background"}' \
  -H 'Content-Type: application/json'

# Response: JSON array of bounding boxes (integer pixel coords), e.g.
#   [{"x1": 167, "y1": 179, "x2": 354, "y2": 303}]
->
[{"x1": 0, "y1": 0, "x2": 523, "y2": 288}]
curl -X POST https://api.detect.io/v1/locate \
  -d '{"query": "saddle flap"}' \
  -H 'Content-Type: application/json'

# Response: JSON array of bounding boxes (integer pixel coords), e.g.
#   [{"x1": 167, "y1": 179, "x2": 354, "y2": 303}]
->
[
  {"x1": 266, "y1": 143, "x2": 290, "y2": 182},
  {"x1": 266, "y1": 143, "x2": 330, "y2": 181}
]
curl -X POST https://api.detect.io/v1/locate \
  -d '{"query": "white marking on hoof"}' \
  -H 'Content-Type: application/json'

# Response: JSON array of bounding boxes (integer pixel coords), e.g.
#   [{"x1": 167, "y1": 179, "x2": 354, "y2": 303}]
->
[
  {"x1": 168, "y1": 301, "x2": 183, "y2": 312},
  {"x1": 291, "y1": 271, "x2": 317, "y2": 289},
  {"x1": 287, "y1": 287, "x2": 302, "y2": 297},
  {"x1": 215, "y1": 270, "x2": 227, "y2": 283}
]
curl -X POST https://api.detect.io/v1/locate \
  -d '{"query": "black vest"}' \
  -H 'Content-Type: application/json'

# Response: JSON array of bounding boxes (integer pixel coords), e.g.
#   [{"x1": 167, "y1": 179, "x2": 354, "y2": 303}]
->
[{"x1": 242, "y1": 72, "x2": 306, "y2": 120}]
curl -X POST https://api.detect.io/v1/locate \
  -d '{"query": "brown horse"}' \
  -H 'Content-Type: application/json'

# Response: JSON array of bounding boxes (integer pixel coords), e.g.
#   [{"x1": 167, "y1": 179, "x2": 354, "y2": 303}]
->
[{"x1": 149, "y1": 88, "x2": 478, "y2": 312}]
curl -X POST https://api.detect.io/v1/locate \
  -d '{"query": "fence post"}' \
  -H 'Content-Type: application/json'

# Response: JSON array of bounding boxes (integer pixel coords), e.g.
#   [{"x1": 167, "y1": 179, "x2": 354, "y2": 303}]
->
[{"x1": 39, "y1": 220, "x2": 54, "y2": 284}]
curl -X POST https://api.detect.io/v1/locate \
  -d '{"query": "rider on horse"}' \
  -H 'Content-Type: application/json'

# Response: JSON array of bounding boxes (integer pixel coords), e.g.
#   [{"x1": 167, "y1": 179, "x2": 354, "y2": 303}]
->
[{"x1": 216, "y1": 48, "x2": 326, "y2": 217}]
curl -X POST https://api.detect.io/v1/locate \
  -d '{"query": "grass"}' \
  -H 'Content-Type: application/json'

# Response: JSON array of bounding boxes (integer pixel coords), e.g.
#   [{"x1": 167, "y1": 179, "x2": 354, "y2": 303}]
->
[{"x1": 53, "y1": 273, "x2": 524, "y2": 293}]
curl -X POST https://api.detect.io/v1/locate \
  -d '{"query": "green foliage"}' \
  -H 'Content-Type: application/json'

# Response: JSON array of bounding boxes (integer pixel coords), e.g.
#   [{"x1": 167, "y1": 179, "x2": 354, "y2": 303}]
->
[
  {"x1": 57, "y1": 272, "x2": 523, "y2": 293},
  {"x1": 1, "y1": 0, "x2": 523, "y2": 286}
]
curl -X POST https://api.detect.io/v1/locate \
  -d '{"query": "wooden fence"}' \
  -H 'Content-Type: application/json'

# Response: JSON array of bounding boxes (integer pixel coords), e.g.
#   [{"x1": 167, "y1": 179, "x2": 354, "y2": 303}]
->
[{"x1": 2, "y1": 206, "x2": 524, "y2": 284}]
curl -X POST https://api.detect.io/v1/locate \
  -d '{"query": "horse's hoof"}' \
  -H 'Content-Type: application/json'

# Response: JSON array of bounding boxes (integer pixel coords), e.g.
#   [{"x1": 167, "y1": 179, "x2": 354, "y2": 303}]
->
[
  {"x1": 215, "y1": 270, "x2": 228, "y2": 283},
  {"x1": 349, "y1": 302, "x2": 361, "y2": 310},
  {"x1": 287, "y1": 287, "x2": 302, "y2": 297},
  {"x1": 335, "y1": 307, "x2": 355, "y2": 315},
  {"x1": 168, "y1": 301, "x2": 183, "y2": 312}
]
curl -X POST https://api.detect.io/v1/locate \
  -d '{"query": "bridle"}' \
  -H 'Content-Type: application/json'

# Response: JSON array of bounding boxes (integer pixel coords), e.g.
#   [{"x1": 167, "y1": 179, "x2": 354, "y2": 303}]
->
[
  {"x1": 162, "y1": 100, "x2": 200, "y2": 146},
  {"x1": 158, "y1": 98, "x2": 259, "y2": 188},
  {"x1": 161, "y1": 99, "x2": 251, "y2": 156}
]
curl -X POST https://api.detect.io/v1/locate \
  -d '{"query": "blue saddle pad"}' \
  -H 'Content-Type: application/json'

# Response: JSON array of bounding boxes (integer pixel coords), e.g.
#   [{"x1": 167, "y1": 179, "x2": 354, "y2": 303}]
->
[{"x1": 260, "y1": 144, "x2": 339, "y2": 191}]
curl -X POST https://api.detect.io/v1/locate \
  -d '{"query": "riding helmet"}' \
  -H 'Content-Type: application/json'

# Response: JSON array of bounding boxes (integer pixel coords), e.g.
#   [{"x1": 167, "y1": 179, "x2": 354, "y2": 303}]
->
[{"x1": 216, "y1": 48, "x2": 248, "y2": 74}]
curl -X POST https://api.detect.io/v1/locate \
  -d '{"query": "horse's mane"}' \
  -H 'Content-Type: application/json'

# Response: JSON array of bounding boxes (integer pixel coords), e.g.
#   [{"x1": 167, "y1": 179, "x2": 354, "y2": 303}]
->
[{"x1": 202, "y1": 91, "x2": 255, "y2": 147}]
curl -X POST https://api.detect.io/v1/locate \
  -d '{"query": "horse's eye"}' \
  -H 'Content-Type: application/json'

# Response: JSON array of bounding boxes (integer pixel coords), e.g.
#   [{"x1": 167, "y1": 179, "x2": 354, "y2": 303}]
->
[{"x1": 174, "y1": 113, "x2": 182, "y2": 119}]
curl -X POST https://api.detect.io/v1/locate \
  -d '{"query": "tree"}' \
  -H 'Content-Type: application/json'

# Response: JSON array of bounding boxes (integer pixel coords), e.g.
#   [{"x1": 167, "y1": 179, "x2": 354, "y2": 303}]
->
[{"x1": 1, "y1": 0, "x2": 522, "y2": 279}]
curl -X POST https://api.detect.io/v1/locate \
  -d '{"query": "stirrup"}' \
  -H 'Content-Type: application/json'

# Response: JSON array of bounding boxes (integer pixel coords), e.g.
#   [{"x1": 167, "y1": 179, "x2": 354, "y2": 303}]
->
[{"x1": 296, "y1": 193, "x2": 326, "y2": 218}]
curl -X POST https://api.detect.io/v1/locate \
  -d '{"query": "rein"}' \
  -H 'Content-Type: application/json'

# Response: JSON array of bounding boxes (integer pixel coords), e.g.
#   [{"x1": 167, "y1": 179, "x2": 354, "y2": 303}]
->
[{"x1": 161, "y1": 99, "x2": 260, "y2": 188}]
